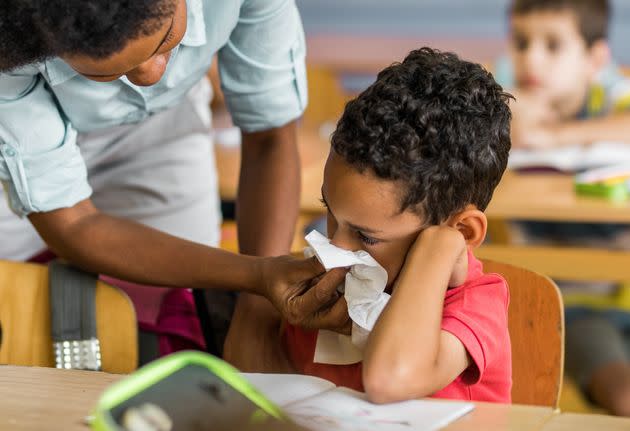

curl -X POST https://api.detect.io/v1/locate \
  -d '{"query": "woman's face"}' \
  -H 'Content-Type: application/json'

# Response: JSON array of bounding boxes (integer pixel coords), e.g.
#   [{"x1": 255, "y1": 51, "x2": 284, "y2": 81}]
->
[{"x1": 62, "y1": 0, "x2": 187, "y2": 87}]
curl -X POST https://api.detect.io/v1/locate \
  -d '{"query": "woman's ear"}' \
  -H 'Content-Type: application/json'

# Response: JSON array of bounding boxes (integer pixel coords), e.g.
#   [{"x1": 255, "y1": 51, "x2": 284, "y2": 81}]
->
[{"x1": 445, "y1": 205, "x2": 488, "y2": 248}]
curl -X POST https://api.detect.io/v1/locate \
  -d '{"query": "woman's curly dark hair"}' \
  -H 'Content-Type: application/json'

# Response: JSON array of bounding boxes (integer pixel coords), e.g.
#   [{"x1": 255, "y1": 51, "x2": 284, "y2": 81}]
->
[
  {"x1": 0, "y1": 0, "x2": 175, "y2": 72},
  {"x1": 331, "y1": 47, "x2": 512, "y2": 225}
]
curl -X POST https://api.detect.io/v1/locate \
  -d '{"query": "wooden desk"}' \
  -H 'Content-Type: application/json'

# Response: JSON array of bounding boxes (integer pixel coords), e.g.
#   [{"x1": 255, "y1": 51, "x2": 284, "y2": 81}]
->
[
  {"x1": 441, "y1": 401, "x2": 554, "y2": 431},
  {"x1": 0, "y1": 365, "x2": 556, "y2": 431},
  {"x1": 4, "y1": 365, "x2": 630, "y2": 431},
  {"x1": 0, "y1": 366, "x2": 121, "y2": 431},
  {"x1": 487, "y1": 172, "x2": 630, "y2": 223},
  {"x1": 480, "y1": 172, "x2": 630, "y2": 283},
  {"x1": 539, "y1": 412, "x2": 630, "y2": 431}
]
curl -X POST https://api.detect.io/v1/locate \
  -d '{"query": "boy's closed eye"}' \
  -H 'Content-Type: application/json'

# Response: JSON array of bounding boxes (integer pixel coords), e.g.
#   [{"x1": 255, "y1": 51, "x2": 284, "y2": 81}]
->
[
  {"x1": 357, "y1": 231, "x2": 379, "y2": 246},
  {"x1": 319, "y1": 197, "x2": 383, "y2": 247}
]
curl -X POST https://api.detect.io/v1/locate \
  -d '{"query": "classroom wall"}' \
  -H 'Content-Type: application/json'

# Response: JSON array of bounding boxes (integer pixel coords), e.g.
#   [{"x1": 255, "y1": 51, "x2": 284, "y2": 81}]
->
[{"x1": 297, "y1": 0, "x2": 630, "y2": 65}]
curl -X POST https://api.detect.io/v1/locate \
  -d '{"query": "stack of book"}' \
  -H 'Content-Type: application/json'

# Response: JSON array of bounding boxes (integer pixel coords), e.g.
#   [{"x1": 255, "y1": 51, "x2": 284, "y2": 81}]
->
[{"x1": 574, "y1": 163, "x2": 630, "y2": 201}]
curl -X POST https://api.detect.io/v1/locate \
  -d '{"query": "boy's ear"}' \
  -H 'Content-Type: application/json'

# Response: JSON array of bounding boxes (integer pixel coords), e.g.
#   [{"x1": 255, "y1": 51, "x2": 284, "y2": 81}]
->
[
  {"x1": 588, "y1": 39, "x2": 611, "y2": 77},
  {"x1": 445, "y1": 205, "x2": 488, "y2": 249}
]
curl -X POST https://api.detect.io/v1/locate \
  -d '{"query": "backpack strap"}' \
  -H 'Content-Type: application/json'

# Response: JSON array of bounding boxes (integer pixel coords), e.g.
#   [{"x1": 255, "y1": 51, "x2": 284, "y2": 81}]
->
[{"x1": 49, "y1": 261, "x2": 101, "y2": 370}]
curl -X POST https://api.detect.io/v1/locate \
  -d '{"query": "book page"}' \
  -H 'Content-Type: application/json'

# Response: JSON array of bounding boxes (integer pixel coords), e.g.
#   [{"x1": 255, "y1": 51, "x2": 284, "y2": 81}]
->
[
  {"x1": 242, "y1": 373, "x2": 336, "y2": 407},
  {"x1": 284, "y1": 386, "x2": 474, "y2": 431}
]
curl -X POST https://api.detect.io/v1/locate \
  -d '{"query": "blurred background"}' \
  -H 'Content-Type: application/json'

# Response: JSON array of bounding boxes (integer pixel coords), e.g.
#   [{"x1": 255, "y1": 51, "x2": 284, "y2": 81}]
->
[{"x1": 297, "y1": 0, "x2": 630, "y2": 65}]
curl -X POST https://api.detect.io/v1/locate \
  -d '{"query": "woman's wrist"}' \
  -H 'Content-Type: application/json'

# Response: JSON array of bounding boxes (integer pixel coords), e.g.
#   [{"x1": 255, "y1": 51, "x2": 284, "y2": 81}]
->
[{"x1": 196, "y1": 249, "x2": 266, "y2": 294}]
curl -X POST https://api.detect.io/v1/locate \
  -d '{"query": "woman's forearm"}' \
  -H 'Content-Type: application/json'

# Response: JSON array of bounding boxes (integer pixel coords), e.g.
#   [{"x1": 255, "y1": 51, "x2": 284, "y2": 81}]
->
[
  {"x1": 29, "y1": 199, "x2": 264, "y2": 292},
  {"x1": 29, "y1": 198, "x2": 348, "y2": 332}
]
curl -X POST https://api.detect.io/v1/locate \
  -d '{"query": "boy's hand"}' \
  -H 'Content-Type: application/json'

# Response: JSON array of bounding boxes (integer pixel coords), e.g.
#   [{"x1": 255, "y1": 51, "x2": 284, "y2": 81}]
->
[
  {"x1": 510, "y1": 90, "x2": 559, "y2": 149},
  {"x1": 514, "y1": 123, "x2": 562, "y2": 150},
  {"x1": 408, "y1": 226, "x2": 468, "y2": 288},
  {"x1": 259, "y1": 256, "x2": 351, "y2": 333}
]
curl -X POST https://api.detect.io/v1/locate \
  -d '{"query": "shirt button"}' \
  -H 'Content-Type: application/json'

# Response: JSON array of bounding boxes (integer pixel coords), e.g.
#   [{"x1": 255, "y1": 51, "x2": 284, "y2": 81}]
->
[{"x1": 4, "y1": 147, "x2": 15, "y2": 157}]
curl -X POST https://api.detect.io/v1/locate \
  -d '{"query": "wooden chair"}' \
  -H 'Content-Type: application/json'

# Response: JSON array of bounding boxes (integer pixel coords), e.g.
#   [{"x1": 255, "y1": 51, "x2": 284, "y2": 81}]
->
[
  {"x1": 482, "y1": 259, "x2": 564, "y2": 408},
  {"x1": 0, "y1": 260, "x2": 138, "y2": 374},
  {"x1": 302, "y1": 66, "x2": 349, "y2": 128}
]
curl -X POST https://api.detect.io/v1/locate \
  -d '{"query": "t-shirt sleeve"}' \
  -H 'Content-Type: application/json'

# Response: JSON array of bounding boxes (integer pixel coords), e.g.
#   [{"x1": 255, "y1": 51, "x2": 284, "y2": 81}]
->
[
  {"x1": 611, "y1": 77, "x2": 630, "y2": 112},
  {"x1": 440, "y1": 274, "x2": 509, "y2": 385},
  {"x1": 217, "y1": 0, "x2": 308, "y2": 133},
  {"x1": 597, "y1": 65, "x2": 630, "y2": 113}
]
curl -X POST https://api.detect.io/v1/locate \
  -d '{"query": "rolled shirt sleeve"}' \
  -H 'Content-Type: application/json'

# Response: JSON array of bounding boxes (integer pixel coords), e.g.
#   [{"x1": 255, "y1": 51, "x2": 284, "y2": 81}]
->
[
  {"x1": 218, "y1": 0, "x2": 308, "y2": 132},
  {"x1": 0, "y1": 67, "x2": 92, "y2": 217}
]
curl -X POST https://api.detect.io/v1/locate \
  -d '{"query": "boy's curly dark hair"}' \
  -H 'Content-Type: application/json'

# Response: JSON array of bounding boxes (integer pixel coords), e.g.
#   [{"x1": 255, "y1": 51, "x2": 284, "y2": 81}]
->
[
  {"x1": 331, "y1": 47, "x2": 512, "y2": 225},
  {"x1": 510, "y1": 0, "x2": 609, "y2": 46},
  {"x1": 0, "y1": 0, "x2": 175, "y2": 72}
]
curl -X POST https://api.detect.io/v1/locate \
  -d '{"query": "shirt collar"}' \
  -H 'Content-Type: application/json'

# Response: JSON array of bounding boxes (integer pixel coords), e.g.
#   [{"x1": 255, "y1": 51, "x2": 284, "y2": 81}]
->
[
  {"x1": 181, "y1": 0, "x2": 207, "y2": 47},
  {"x1": 44, "y1": 0, "x2": 206, "y2": 87},
  {"x1": 43, "y1": 58, "x2": 78, "y2": 87}
]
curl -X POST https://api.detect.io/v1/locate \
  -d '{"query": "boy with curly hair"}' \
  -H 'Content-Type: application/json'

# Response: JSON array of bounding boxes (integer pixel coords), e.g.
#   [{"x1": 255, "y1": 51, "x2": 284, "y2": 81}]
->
[{"x1": 228, "y1": 47, "x2": 514, "y2": 403}]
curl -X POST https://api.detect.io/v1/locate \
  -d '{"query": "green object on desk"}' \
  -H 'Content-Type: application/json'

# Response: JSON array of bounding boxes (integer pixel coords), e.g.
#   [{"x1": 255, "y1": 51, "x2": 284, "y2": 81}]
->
[
  {"x1": 574, "y1": 180, "x2": 629, "y2": 202},
  {"x1": 90, "y1": 351, "x2": 287, "y2": 431}
]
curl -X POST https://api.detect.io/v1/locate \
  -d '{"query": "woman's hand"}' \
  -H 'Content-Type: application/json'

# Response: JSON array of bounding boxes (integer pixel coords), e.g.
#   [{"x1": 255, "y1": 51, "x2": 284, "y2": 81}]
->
[
  {"x1": 509, "y1": 89, "x2": 560, "y2": 149},
  {"x1": 259, "y1": 255, "x2": 351, "y2": 333}
]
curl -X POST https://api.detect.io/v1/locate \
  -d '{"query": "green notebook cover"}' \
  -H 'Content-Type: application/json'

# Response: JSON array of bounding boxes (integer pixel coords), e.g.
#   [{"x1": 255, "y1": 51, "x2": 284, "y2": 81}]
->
[{"x1": 90, "y1": 351, "x2": 292, "y2": 431}]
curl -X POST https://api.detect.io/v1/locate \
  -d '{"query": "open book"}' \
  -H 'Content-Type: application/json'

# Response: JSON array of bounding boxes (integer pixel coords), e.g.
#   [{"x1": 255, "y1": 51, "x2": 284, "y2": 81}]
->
[
  {"x1": 243, "y1": 373, "x2": 474, "y2": 431},
  {"x1": 508, "y1": 141, "x2": 630, "y2": 172}
]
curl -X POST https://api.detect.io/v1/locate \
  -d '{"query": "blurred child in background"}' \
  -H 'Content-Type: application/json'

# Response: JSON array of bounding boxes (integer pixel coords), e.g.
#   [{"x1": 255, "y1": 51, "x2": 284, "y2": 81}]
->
[
  {"x1": 505, "y1": 0, "x2": 630, "y2": 150},
  {"x1": 499, "y1": 0, "x2": 630, "y2": 416}
]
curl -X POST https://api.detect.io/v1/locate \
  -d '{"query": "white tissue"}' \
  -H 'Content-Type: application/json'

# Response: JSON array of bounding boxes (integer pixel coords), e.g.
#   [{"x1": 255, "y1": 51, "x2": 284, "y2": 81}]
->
[{"x1": 304, "y1": 230, "x2": 390, "y2": 365}]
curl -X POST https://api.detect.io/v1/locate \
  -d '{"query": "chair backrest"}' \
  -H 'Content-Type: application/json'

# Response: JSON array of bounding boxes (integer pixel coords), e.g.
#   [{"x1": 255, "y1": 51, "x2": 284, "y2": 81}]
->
[
  {"x1": 0, "y1": 260, "x2": 138, "y2": 373},
  {"x1": 482, "y1": 258, "x2": 564, "y2": 408}
]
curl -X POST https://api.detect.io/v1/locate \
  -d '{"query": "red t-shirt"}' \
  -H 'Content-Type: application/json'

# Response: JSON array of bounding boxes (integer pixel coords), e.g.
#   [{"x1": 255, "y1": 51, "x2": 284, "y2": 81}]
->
[{"x1": 282, "y1": 250, "x2": 512, "y2": 403}]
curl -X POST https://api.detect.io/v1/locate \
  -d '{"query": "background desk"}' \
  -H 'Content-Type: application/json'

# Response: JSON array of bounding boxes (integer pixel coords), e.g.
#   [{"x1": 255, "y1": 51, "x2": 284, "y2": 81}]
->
[
  {"x1": 480, "y1": 172, "x2": 630, "y2": 283},
  {"x1": 215, "y1": 127, "x2": 328, "y2": 214},
  {"x1": 487, "y1": 171, "x2": 630, "y2": 223},
  {"x1": 215, "y1": 127, "x2": 329, "y2": 251}
]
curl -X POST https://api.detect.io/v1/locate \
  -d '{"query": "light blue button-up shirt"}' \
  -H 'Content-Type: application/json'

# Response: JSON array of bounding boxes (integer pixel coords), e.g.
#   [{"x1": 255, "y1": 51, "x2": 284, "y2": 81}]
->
[{"x1": 0, "y1": 0, "x2": 307, "y2": 217}]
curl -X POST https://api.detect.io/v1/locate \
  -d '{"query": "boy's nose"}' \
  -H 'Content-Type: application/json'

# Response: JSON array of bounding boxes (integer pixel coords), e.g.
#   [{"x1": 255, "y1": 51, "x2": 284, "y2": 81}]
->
[
  {"x1": 524, "y1": 44, "x2": 546, "y2": 70},
  {"x1": 330, "y1": 230, "x2": 356, "y2": 251}
]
